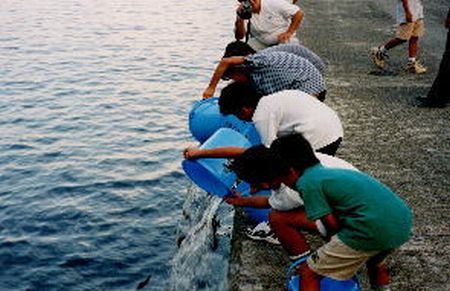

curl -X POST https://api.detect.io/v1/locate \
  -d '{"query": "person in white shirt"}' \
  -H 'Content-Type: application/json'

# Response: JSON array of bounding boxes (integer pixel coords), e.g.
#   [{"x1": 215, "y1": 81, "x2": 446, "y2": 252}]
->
[
  {"x1": 235, "y1": 0, "x2": 304, "y2": 51},
  {"x1": 219, "y1": 82, "x2": 343, "y2": 155}
]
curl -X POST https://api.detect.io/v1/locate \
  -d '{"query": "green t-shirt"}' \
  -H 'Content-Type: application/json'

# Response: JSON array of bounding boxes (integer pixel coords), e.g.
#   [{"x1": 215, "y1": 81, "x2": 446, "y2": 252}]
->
[{"x1": 296, "y1": 164, "x2": 413, "y2": 251}]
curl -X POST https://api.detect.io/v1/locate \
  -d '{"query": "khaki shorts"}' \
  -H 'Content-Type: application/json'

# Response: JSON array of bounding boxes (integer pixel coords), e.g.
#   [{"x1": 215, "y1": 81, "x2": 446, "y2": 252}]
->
[
  {"x1": 396, "y1": 19, "x2": 425, "y2": 40},
  {"x1": 307, "y1": 235, "x2": 389, "y2": 280}
]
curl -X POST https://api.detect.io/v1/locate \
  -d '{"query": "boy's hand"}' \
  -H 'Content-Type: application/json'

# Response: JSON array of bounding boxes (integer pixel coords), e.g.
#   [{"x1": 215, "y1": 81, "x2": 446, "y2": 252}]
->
[
  {"x1": 183, "y1": 147, "x2": 200, "y2": 159},
  {"x1": 202, "y1": 86, "x2": 215, "y2": 99},
  {"x1": 278, "y1": 31, "x2": 292, "y2": 43},
  {"x1": 224, "y1": 192, "x2": 247, "y2": 207}
]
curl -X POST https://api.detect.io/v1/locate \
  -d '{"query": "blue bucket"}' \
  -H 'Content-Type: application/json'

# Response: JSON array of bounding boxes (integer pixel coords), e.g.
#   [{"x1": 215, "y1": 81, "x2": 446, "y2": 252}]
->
[
  {"x1": 188, "y1": 98, "x2": 224, "y2": 143},
  {"x1": 231, "y1": 182, "x2": 271, "y2": 223},
  {"x1": 288, "y1": 275, "x2": 360, "y2": 291},
  {"x1": 182, "y1": 128, "x2": 252, "y2": 197},
  {"x1": 287, "y1": 256, "x2": 361, "y2": 291},
  {"x1": 188, "y1": 98, "x2": 261, "y2": 145}
]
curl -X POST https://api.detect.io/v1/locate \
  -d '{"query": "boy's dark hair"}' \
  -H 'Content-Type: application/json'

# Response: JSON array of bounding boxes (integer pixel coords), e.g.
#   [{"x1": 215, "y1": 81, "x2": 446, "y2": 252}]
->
[
  {"x1": 219, "y1": 82, "x2": 262, "y2": 115},
  {"x1": 230, "y1": 145, "x2": 290, "y2": 184},
  {"x1": 270, "y1": 133, "x2": 320, "y2": 173},
  {"x1": 221, "y1": 41, "x2": 255, "y2": 80},
  {"x1": 223, "y1": 41, "x2": 256, "y2": 58}
]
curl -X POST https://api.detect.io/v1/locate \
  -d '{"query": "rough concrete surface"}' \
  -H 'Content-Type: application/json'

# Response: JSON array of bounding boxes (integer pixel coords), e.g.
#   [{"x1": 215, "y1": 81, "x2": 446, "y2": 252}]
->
[{"x1": 228, "y1": 0, "x2": 450, "y2": 290}]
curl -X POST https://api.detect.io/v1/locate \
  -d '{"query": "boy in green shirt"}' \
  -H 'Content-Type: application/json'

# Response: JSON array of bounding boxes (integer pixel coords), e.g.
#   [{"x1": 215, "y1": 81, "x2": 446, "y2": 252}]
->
[{"x1": 230, "y1": 134, "x2": 413, "y2": 291}]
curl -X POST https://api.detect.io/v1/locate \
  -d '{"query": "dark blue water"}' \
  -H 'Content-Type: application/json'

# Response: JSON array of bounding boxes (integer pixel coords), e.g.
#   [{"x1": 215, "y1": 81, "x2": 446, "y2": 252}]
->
[{"x1": 0, "y1": 0, "x2": 235, "y2": 289}]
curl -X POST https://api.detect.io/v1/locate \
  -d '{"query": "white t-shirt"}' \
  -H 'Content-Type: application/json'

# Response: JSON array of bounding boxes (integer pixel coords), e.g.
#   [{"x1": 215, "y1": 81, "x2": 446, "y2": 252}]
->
[
  {"x1": 396, "y1": 0, "x2": 424, "y2": 23},
  {"x1": 248, "y1": 0, "x2": 300, "y2": 48},
  {"x1": 252, "y1": 90, "x2": 344, "y2": 150},
  {"x1": 268, "y1": 153, "x2": 358, "y2": 210}
]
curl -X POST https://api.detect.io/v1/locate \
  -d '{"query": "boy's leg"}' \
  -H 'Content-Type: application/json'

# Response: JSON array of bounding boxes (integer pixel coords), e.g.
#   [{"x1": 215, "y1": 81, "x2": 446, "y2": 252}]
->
[
  {"x1": 367, "y1": 250, "x2": 392, "y2": 290},
  {"x1": 405, "y1": 20, "x2": 427, "y2": 73},
  {"x1": 306, "y1": 235, "x2": 378, "y2": 285},
  {"x1": 298, "y1": 262, "x2": 321, "y2": 291},
  {"x1": 269, "y1": 208, "x2": 317, "y2": 258},
  {"x1": 408, "y1": 36, "x2": 419, "y2": 59},
  {"x1": 383, "y1": 37, "x2": 406, "y2": 50},
  {"x1": 369, "y1": 22, "x2": 409, "y2": 69}
]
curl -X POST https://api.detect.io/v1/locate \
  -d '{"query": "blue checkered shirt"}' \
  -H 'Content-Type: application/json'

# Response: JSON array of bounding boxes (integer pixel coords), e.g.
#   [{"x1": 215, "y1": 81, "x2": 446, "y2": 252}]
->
[
  {"x1": 245, "y1": 51, "x2": 326, "y2": 96},
  {"x1": 262, "y1": 44, "x2": 326, "y2": 75}
]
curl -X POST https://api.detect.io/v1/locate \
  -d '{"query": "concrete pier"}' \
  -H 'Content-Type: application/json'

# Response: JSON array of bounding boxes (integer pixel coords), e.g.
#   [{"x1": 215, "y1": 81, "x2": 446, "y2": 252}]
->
[{"x1": 228, "y1": 0, "x2": 450, "y2": 290}]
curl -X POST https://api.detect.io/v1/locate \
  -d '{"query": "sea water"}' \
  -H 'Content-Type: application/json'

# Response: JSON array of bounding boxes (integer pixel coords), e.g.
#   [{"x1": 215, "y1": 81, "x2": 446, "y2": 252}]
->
[{"x1": 0, "y1": 0, "x2": 235, "y2": 289}]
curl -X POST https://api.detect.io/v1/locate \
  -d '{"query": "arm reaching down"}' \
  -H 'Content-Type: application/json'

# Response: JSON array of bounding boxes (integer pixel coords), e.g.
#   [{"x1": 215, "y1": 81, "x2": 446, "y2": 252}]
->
[{"x1": 203, "y1": 56, "x2": 246, "y2": 99}]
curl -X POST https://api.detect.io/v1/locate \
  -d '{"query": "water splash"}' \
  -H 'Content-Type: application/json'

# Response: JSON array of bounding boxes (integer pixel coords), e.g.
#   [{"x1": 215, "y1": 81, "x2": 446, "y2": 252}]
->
[{"x1": 169, "y1": 185, "x2": 233, "y2": 290}]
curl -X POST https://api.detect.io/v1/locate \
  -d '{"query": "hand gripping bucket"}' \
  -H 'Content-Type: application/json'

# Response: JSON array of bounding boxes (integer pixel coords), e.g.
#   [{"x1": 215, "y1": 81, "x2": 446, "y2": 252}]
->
[
  {"x1": 182, "y1": 128, "x2": 252, "y2": 197},
  {"x1": 287, "y1": 257, "x2": 360, "y2": 291},
  {"x1": 188, "y1": 98, "x2": 261, "y2": 145}
]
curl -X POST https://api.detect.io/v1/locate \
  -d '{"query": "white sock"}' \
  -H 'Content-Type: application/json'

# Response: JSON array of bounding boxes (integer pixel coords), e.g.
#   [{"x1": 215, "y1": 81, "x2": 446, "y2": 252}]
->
[
  {"x1": 289, "y1": 250, "x2": 311, "y2": 261},
  {"x1": 379, "y1": 46, "x2": 387, "y2": 53},
  {"x1": 409, "y1": 57, "x2": 416, "y2": 63}
]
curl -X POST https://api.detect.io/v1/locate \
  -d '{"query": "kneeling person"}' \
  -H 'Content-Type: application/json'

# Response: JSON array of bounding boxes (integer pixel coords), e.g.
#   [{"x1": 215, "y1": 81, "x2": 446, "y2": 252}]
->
[{"x1": 230, "y1": 135, "x2": 413, "y2": 291}]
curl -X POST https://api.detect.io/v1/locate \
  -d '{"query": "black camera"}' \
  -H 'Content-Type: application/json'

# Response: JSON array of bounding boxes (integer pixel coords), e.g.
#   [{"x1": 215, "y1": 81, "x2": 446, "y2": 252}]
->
[{"x1": 237, "y1": 0, "x2": 252, "y2": 19}]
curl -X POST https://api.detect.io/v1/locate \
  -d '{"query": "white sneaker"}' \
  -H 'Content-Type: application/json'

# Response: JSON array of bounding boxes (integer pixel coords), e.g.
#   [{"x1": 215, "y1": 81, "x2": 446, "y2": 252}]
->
[
  {"x1": 369, "y1": 47, "x2": 389, "y2": 69},
  {"x1": 246, "y1": 222, "x2": 280, "y2": 245},
  {"x1": 404, "y1": 60, "x2": 427, "y2": 74}
]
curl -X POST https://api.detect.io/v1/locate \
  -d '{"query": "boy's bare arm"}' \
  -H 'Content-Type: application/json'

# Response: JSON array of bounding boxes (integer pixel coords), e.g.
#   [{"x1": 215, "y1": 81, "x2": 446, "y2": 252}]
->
[
  {"x1": 184, "y1": 146, "x2": 246, "y2": 159},
  {"x1": 401, "y1": 0, "x2": 413, "y2": 23},
  {"x1": 320, "y1": 213, "x2": 340, "y2": 240},
  {"x1": 203, "y1": 56, "x2": 246, "y2": 99},
  {"x1": 224, "y1": 194, "x2": 270, "y2": 208}
]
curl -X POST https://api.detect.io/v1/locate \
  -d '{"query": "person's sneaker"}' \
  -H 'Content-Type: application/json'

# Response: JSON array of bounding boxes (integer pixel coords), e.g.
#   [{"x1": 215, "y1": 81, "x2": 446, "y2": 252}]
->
[
  {"x1": 369, "y1": 47, "x2": 388, "y2": 69},
  {"x1": 405, "y1": 61, "x2": 427, "y2": 74},
  {"x1": 246, "y1": 222, "x2": 280, "y2": 245}
]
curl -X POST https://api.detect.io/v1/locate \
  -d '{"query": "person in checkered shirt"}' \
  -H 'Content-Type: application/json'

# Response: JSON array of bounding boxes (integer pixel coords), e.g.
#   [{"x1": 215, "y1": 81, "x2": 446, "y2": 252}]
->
[{"x1": 203, "y1": 42, "x2": 327, "y2": 101}]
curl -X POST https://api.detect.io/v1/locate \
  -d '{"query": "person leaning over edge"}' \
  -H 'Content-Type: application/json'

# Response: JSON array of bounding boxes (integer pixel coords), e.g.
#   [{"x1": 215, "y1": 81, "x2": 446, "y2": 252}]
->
[
  {"x1": 218, "y1": 82, "x2": 342, "y2": 155},
  {"x1": 229, "y1": 138, "x2": 413, "y2": 291},
  {"x1": 223, "y1": 40, "x2": 326, "y2": 75},
  {"x1": 234, "y1": 0, "x2": 304, "y2": 51},
  {"x1": 202, "y1": 49, "x2": 326, "y2": 101},
  {"x1": 183, "y1": 133, "x2": 358, "y2": 248}
]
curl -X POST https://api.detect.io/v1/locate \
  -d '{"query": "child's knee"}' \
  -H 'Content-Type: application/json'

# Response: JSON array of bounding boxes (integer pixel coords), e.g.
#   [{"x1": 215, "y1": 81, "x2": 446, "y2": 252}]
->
[{"x1": 268, "y1": 210, "x2": 284, "y2": 227}]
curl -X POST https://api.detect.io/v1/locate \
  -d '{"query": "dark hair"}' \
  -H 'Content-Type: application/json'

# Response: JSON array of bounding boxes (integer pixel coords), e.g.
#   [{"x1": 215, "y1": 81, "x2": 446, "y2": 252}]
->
[
  {"x1": 270, "y1": 133, "x2": 320, "y2": 173},
  {"x1": 230, "y1": 145, "x2": 290, "y2": 184},
  {"x1": 219, "y1": 82, "x2": 262, "y2": 115},
  {"x1": 223, "y1": 41, "x2": 256, "y2": 58}
]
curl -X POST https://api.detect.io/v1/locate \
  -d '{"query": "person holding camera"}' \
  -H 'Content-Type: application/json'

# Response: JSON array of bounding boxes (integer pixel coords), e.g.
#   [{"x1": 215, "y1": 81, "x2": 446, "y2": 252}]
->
[{"x1": 235, "y1": 0, "x2": 304, "y2": 51}]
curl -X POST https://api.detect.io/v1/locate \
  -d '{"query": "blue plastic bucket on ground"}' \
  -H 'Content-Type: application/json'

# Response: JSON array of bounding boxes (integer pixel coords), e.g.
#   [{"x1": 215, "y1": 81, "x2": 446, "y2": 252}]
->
[
  {"x1": 182, "y1": 128, "x2": 252, "y2": 197},
  {"x1": 286, "y1": 256, "x2": 361, "y2": 291},
  {"x1": 188, "y1": 98, "x2": 261, "y2": 145}
]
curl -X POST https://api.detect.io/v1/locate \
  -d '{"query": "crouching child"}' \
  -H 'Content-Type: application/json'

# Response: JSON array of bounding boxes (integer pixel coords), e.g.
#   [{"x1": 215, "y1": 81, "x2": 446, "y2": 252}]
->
[{"x1": 229, "y1": 135, "x2": 413, "y2": 291}]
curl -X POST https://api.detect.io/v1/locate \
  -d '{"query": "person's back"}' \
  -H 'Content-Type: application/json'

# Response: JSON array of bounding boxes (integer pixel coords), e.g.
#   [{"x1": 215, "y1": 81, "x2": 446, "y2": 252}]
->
[
  {"x1": 245, "y1": 51, "x2": 326, "y2": 97},
  {"x1": 297, "y1": 164, "x2": 413, "y2": 251},
  {"x1": 252, "y1": 90, "x2": 342, "y2": 150},
  {"x1": 262, "y1": 43, "x2": 326, "y2": 74}
]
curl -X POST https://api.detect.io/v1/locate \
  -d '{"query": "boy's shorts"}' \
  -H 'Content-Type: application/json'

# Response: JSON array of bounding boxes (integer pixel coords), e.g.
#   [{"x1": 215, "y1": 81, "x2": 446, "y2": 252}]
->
[
  {"x1": 396, "y1": 19, "x2": 425, "y2": 40},
  {"x1": 307, "y1": 235, "x2": 390, "y2": 280}
]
